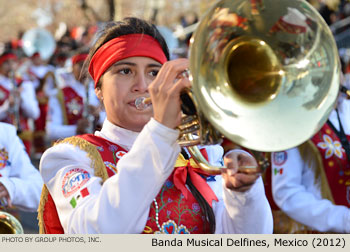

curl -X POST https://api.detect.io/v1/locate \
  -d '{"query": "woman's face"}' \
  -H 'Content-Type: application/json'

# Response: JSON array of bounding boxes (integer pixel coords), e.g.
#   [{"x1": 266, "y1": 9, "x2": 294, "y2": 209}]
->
[
  {"x1": 0, "y1": 59, "x2": 15, "y2": 77},
  {"x1": 96, "y1": 56, "x2": 162, "y2": 132},
  {"x1": 72, "y1": 61, "x2": 84, "y2": 81}
]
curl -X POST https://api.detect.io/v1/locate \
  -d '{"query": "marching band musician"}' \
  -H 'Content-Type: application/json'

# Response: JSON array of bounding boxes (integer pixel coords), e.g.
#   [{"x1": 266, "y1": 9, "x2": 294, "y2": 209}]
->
[
  {"x1": 0, "y1": 122, "x2": 43, "y2": 212},
  {"x1": 0, "y1": 51, "x2": 40, "y2": 155},
  {"x1": 46, "y1": 53, "x2": 103, "y2": 141},
  {"x1": 268, "y1": 71, "x2": 350, "y2": 233},
  {"x1": 37, "y1": 17, "x2": 272, "y2": 234},
  {"x1": 27, "y1": 52, "x2": 57, "y2": 158}
]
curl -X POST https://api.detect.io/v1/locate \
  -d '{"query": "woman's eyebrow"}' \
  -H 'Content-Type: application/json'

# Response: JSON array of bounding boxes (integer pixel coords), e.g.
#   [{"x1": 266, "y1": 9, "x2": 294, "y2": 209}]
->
[
  {"x1": 112, "y1": 62, "x2": 136, "y2": 67},
  {"x1": 148, "y1": 63, "x2": 162, "y2": 68},
  {"x1": 110, "y1": 62, "x2": 161, "y2": 68}
]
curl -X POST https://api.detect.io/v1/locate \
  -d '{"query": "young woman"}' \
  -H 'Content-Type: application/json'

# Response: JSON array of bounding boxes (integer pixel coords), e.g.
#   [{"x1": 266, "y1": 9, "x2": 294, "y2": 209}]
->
[{"x1": 38, "y1": 17, "x2": 272, "y2": 234}]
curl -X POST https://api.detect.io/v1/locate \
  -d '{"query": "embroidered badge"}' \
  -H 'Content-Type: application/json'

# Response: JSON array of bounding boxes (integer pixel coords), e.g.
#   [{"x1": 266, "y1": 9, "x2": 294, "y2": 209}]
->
[
  {"x1": 272, "y1": 151, "x2": 287, "y2": 166},
  {"x1": 70, "y1": 187, "x2": 90, "y2": 208},
  {"x1": 0, "y1": 148, "x2": 11, "y2": 169},
  {"x1": 67, "y1": 98, "x2": 82, "y2": 115},
  {"x1": 62, "y1": 168, "x2": 91, "y2": 198},
  {"x1": 116, "y1": 151, "x2": 126, "y2": 159},
  {"x1": 317, "y1": 134, "x2": 343, "y2": 159}
]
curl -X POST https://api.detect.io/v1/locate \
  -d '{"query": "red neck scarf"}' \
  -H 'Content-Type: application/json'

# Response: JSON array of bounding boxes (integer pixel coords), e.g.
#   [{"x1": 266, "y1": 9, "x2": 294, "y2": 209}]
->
[
  {"x1": 173, "y1": 151, "x2": 219, "y2": 207},
  {"x1": 88, "y1": 34, "x2": 167, "y2": 86}
]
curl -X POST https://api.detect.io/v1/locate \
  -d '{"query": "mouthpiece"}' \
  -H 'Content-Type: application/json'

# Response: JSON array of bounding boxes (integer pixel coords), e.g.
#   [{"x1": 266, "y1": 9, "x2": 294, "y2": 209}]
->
[{"x1": 135, "y1": 97, "x2": 152, "y2": 110}]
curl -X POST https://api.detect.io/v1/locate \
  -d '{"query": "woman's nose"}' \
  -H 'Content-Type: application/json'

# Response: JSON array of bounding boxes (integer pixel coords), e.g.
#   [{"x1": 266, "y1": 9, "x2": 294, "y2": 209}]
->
[{"x1": 131, "y1": 73, "x2": 148, "y2": 92}]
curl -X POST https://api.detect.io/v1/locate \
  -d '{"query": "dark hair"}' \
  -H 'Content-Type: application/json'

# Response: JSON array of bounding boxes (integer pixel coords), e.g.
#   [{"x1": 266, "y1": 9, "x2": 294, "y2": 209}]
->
[{"x1": 83, "y1": 17, "x2": 170, "y2": 87}]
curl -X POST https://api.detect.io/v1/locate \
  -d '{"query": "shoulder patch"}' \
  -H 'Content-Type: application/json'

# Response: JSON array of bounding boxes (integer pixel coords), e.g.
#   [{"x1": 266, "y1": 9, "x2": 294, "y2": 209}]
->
[
  {"x1": 62, "y1": 168, "x2": 91, "y2": 198},
  {"x1": 272, "y1": 151, "x2": 288, "y2": 166}
]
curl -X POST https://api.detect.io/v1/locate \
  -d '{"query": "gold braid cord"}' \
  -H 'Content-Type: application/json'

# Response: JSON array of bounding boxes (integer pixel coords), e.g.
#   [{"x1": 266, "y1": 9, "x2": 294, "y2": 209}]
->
[
  {"x1": 37, "y1": 136, "x2": 108, "y2": 234},
  {"x1": 56, "y1": 89, "x2": 68, "y2": 125}
]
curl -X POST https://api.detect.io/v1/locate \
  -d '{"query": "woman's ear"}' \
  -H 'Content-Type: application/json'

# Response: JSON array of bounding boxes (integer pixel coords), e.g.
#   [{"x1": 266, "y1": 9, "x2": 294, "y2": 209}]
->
[{"x1": 95, "y1": 88, "x2": 103, "y2": 101}]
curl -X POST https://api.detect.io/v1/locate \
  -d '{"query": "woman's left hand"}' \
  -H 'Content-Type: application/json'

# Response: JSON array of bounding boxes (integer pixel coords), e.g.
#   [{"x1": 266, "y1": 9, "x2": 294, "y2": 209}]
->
[
  {"x1": 0, "y1": 183, "x2": 12, "y2": 208},
  {"x1": 221, "y1": 150, "x2": 260, "y2": 192}
]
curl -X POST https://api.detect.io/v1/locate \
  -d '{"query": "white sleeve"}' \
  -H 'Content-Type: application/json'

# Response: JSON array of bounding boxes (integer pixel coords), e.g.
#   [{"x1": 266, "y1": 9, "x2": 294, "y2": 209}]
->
[
  {"x1": 212, "y1": 176, "x2": 273, "y2": 234},
  {"x1": 0, "y1": 124, "x2": 43, "y2": 212},
  {"x1": 19, "y1": 81, "x2": 40, "y2": 120},
  {"x1": 272, "y1": 147, "x2": 350, "y2": 233},
  {"x1": 40, "y1": 118, "x2": 180, "y2": 233},
  {"x1": 46, "y1": 94, "x2": 77, "y2": 141},
  {"x1": 204, "y1": 147, "x2": 273, "y2": 234}
]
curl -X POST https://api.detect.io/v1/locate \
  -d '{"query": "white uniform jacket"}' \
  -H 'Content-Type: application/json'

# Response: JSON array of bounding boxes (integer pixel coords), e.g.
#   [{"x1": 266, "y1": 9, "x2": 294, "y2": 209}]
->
[
  {"x1": 0, "y1": 123, "x2": 43, "y2": 211},
  {"x1": 271, "y1": 99, "x2": 350, "y2": 233},
  {"x1": 40, "y1": 118, "x2": 273, "y2": 234},
  {"x1": 29, "y1": 64, "x2": 57, "y2": 97},
  {"x1": 0, "y1": 75, "x2": 40, "y2": 121}
]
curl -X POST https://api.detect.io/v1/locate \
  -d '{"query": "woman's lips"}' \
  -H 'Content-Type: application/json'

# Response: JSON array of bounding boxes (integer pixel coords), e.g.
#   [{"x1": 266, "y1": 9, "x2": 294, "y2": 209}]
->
[{"x1": 128, "y1": 101, "x2": 137, "y2": 108}]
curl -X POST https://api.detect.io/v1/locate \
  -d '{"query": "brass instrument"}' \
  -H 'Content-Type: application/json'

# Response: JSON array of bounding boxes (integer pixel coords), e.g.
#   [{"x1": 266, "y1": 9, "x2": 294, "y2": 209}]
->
[
  {"x1": 175, "y1": 0, "x2": 340, "y2": 174},
  {"x1": 0, "y1": 211, "x2": 24, "y2": 234},
  {"x1": 8, "y1": 70, "x2": 22, "y2": 134},
  {"x1": 22, "y1": 28, "x2": 56, "y2": 61},
  {"x1": 0, "y1": 198, "x2": 24, "y2": 234}
]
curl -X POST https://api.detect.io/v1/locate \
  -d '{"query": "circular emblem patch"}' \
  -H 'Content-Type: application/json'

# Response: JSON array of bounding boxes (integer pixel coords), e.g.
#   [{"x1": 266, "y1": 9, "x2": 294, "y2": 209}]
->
[
  {"x1": 62, "y1": 168, "x2": 91, "y2": 198},
  {"x1": 272, "y1": 151, "x2": 288, "y2": 166},
  {"x1": 116, "y1": 151, "x2": 126, "y2": 159}
]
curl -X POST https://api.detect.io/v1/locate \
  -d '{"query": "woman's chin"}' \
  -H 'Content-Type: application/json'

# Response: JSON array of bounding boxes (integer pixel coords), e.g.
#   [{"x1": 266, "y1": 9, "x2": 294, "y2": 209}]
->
[{"x1": 129, "y1": 116, "x2": 152, "y2": 131}]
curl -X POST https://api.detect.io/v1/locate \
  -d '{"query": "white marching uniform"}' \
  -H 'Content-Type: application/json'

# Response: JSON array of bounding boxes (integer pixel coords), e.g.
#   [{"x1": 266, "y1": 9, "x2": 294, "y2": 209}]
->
[
  {"x1": 39, "y1": 118, "x2": 273, "y2": 234},
  {"x1": 0, "y1": 123, "x2": 43, "y2": 211},
  {"x1": 0, "y1": 75, "x2": 40, "y2": 121},
  {"x1": 271, "y1": 99, "x2": 350, "y2": 233},
  {"x1": 46, "y1": 72, "x2": 102, "y2": 141},
  {"x1": 28, "y1": 64, "x2": 57, "y2": 100}
]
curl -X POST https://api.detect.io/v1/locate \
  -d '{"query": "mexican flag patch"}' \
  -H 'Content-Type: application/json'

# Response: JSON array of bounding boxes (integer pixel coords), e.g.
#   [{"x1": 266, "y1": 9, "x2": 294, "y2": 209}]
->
[{"x1": 70, "y1": 187, "x2": 90, "y2": 208}]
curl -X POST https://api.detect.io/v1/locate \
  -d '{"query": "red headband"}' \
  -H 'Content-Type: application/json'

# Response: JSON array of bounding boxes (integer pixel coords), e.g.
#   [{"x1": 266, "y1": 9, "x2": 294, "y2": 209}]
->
[
  {"x1": 0, "y1": 53, "x2": 16, "y2": 66},
  {"x1": 72, "y1": 53, "x2": 88, "y2": 65},
  {"x1": 88, "y1": 34, "x2": 167, "y2": 86}
]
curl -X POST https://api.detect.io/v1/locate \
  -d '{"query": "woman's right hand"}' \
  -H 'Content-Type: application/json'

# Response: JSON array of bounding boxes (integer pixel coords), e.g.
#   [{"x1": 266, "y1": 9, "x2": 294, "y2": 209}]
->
[{"x1": 148, "y1": 58, "x2": 191, "y2": 129}]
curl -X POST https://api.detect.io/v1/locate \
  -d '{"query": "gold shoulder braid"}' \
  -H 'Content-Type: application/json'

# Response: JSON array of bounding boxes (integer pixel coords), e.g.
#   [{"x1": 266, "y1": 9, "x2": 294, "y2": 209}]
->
[
  {"x1": 37, "y1": 136, "x2": 108, "y2": 233},
  {"x1": 299, "y1": 140, "x2": 334, "y2": 203},
  {"x1": 56, "y1": 89, "x2": 68, "y2": 125},
  {"x1": 273, "y1": 140, "x2": 334, "y2": 234}
]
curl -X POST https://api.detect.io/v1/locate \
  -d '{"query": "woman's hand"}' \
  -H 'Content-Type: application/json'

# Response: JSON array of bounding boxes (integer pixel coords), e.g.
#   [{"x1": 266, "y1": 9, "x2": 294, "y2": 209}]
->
[
  {"x1": 148, "y1": 58, "x2": 191, "y2": 129},
  {"x1": 0, "y1": 183, "x2": 12, "y2": 208},
  {"x1": 221, "y1": 150, "x2": 260, "y2": 192}
]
